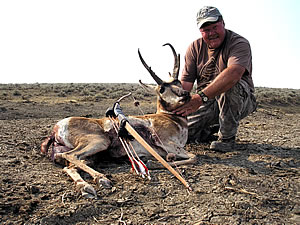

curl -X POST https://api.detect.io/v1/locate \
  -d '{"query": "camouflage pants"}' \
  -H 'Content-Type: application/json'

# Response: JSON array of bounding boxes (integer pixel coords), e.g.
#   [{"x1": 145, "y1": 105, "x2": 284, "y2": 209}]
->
[{"x1": 187, "y1": 79, "x2": 257, "y2": 143}]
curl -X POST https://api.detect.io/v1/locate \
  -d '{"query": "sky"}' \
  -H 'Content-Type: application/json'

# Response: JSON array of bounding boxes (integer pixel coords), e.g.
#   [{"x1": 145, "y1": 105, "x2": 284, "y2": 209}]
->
[{"x1": 0, "y1": 0, "x2": 299, "y2": 89}]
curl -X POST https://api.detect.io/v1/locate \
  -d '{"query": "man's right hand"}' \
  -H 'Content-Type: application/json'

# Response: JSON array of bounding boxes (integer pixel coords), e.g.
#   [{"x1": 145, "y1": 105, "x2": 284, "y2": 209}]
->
[{"x1": 173, "y1": 94, "x2": 203, "y2": 116}]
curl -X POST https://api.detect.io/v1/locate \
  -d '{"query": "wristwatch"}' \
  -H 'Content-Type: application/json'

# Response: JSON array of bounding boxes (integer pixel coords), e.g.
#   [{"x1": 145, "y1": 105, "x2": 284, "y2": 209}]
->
[{"x1": 197, "y1": 90, "x2": 209, "y2": 103}]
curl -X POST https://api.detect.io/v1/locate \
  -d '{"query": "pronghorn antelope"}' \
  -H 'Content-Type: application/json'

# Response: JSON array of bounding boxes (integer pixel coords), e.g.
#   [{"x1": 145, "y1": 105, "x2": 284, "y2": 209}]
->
[{"x1": 41, "y1": 43, "x2": 196, "y2": 198}]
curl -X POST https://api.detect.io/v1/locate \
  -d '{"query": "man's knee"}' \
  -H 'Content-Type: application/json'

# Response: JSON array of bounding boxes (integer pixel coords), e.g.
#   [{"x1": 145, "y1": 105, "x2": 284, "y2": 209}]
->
[{"x1": 218, "y1": 81, "x2": 256, "y2": 119}]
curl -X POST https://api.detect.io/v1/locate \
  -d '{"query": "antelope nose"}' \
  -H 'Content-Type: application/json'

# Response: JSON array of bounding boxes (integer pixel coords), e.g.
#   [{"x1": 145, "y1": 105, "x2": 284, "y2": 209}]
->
[
  {"x1": 182, "y1": 90, "x2": 190, "y2": 97},
  {"x1": 178, "y1": 88, "x2": 188, "y2": 95}
]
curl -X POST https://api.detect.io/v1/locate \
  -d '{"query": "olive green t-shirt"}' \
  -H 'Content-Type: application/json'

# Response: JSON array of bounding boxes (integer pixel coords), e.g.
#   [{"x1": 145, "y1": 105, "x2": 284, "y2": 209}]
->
[{"x1": 181, "y1": 29, "x2": 254, "y2": 92}]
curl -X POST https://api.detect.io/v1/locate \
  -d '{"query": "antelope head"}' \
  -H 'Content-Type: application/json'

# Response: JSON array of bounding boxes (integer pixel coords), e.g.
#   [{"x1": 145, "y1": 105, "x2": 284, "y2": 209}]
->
[{"x1": 138, "y1": 43, "x2": 191, "y2": 113}]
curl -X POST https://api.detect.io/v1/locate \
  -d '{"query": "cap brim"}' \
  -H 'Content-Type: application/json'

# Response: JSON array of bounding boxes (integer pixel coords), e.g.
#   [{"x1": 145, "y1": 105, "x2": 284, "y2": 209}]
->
[{"x1": 197, "y1": 16, "x2": 219, "y2": 29}]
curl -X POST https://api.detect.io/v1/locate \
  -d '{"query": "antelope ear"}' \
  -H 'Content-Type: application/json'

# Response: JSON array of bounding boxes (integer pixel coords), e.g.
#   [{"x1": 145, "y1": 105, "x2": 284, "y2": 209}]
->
[
  {"x1": 139, "y1": 80, "x2": 157, "y2": 94},
  {"x1": 166, "y1": 74, "x2": 175, "y2": 83}
]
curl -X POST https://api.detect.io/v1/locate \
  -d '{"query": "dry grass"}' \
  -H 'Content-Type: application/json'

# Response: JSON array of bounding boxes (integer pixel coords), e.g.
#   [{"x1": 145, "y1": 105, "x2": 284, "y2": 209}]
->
[{"x1": 0, "y1": 83, "x2": 299, "y2": 111}]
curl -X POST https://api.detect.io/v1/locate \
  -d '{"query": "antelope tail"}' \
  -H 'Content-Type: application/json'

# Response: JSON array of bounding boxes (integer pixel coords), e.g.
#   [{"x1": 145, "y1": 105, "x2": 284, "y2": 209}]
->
[{"x1": 41, "y1": 132, "x2": 55, "y2": 154}]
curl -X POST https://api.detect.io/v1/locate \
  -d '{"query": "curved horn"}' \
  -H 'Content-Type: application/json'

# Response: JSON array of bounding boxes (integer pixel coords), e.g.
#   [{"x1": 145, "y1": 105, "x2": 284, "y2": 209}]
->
[
  {"x1": 163, "y1": 43, "x2": 180, "y2": 79},
  {"x1": 138, "y1": 49, "x2": 163, "y2": 85}
]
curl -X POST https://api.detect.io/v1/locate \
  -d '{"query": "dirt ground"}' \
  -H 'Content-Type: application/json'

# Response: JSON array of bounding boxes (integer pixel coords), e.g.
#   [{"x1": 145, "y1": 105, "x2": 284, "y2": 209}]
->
[{"x1": 0, "y1": 83, "x2": 299, "y2": 225}]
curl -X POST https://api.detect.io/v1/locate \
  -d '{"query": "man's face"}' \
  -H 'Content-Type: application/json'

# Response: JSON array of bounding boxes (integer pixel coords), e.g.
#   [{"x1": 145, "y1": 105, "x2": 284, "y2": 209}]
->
[{"x1": 200, "y1": 21, "x2": 226, "y2": 49}]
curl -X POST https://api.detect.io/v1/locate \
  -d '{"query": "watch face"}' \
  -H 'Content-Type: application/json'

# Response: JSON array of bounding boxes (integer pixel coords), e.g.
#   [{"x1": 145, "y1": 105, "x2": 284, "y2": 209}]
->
[{"x1": 203, "y1": 96, "x2": 208, "y2": 102}]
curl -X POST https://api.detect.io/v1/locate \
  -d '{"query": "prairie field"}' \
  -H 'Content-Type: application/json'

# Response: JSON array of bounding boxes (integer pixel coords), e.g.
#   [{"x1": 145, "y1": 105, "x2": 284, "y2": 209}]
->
[{"x1": 0, "y1": 83, "x2": 299, "y2": 224}]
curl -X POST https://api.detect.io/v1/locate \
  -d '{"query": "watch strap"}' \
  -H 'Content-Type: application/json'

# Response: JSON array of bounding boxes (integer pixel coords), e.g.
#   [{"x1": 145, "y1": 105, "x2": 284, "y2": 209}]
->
[{"x1": 197, "y1": 90, "x2": 209, "y2": 103}]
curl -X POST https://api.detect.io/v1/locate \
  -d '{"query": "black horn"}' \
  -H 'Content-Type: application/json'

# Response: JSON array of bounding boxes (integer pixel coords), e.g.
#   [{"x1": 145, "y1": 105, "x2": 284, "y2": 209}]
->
[
  {"x1": 163, "y1": 43, "x2": 180, "y2": 79},
  {"x1": 138, "y1": 48, "x2": 163, "y2": 85}
]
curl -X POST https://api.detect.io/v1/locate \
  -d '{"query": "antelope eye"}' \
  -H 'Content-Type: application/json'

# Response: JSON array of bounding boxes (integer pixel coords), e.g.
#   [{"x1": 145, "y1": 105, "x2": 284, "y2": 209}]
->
[{"x1": 159, "y1": 86, "x2": 165, "y2": 94}]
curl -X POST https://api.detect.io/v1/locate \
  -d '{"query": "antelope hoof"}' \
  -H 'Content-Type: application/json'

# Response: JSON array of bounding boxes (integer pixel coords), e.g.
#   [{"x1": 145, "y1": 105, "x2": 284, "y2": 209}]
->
[
  {"x1": 96, "y1": 177, "x2": 113, "y2": 189},
  {"x1": 81, "y1": 183, "x2": 97, "y2": 199}
]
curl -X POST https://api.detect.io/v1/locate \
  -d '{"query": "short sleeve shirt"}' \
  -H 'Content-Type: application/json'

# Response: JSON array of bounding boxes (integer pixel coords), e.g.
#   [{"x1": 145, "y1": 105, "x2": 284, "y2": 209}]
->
[{"x1": 181, "y1": 29, "x2": 254, "y2": 92}]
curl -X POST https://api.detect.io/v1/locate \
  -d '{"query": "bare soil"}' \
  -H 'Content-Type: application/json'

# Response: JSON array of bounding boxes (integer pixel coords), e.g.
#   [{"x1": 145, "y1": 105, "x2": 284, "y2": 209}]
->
[{"x1": 0, "y1": 83, "x2": 299, "y2": 225}]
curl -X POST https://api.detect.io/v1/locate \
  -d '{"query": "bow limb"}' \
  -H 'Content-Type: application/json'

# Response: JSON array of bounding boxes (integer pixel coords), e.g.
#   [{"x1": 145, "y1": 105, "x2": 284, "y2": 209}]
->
[{"x1": 124, "y1": 122, "x2": 192, "y2": 191}]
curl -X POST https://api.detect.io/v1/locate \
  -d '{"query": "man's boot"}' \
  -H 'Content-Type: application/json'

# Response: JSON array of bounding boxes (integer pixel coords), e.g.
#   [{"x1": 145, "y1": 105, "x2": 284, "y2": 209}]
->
[{"x1": 210, "y1": 136, "x2": 236, "y2": 152}]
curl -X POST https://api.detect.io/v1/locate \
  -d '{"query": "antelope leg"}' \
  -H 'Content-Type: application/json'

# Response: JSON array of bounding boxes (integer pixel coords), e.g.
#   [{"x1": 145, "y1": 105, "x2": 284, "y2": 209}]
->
[
  {"x1": 63, "y1": 166, "x2": 97, "y2": 199},
  {"x1": 61, "y1": 153, "x2": 113, "y2": 189},
  {"x1": 146, "y1": 153, "x2": 197, "y2": 169}
]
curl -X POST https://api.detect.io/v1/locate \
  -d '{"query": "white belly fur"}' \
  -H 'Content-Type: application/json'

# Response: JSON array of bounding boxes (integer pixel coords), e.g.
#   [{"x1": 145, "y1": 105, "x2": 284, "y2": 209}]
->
[{"x1": 56, "y1": 117, "x2": 74, "y2": 148}]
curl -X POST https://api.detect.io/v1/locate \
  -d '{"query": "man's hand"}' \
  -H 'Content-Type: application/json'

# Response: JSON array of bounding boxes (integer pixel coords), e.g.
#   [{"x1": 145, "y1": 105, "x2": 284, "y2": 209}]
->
[{"x1": 173, "y1": 94, "x2": 202, "y2": 116}]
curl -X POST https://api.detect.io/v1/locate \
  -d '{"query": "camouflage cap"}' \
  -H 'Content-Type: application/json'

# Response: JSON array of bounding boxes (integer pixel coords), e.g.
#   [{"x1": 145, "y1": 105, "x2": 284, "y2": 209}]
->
[{"x1": 196, "y1": 6, "x2": 222, "y2": 29}]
